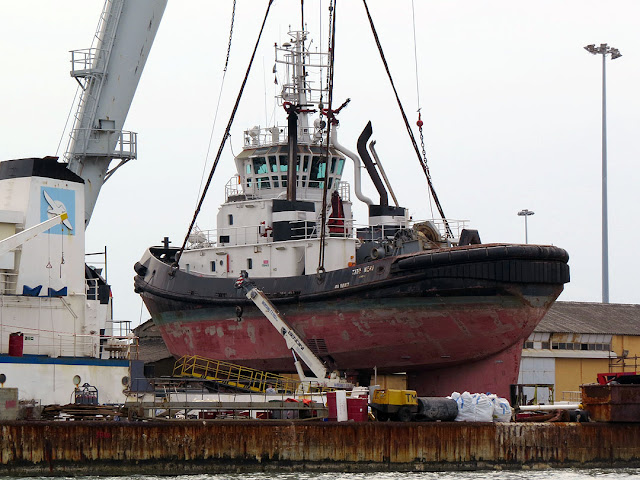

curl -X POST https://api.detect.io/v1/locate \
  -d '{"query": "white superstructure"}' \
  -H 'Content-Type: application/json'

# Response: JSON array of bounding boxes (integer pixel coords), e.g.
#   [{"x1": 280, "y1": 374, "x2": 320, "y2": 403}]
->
[
  {"x1": 179, "y1": 30, "x2": 412, "y2": 279},
  {"x1": 0, "y1": 161, "x2": 94, "y2": 358},
  {"x1": 0, "y1": 0, "x2": 166, "y2": 406}
]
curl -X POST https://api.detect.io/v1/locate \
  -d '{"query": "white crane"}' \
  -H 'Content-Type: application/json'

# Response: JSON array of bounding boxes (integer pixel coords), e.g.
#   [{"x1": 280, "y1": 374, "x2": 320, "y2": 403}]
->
[
  {"x1": 65, "y1": 0, "x2": 167, "y2": 226},
  {"x1": 0, "y1": 214, "x2": 68, "y2": 258},
  {"x1": 234, "y1": 271, "x2": 351, "y2": 390}
]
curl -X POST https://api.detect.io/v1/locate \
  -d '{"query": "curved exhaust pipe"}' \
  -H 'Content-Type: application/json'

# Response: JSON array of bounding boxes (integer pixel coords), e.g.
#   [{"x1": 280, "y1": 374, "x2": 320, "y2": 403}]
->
[
  {"x1": 357, "y1": 121, "x2": 388, "y2": 206},
  {"x1": 369, "y1": 141, "x2": 399, "y2": 207},
  {"x1": 331, "y1": 126, "x2": 373, "y2": 205}
]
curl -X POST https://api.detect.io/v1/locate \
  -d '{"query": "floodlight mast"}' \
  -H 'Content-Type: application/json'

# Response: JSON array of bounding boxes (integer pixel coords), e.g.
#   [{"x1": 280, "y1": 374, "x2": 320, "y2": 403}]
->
[
  {"x1": 517, "y1": 209, "x2": 534, "y2": 244},
  {"x1": 583, "y1": 43, "x2": 621, "y2": 304}
]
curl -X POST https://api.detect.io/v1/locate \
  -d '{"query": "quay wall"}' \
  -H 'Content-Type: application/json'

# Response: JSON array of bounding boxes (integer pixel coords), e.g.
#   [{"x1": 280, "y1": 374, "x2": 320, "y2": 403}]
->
[{"x1": 1, "y1": 420, "x2": 640, "y2": 475}]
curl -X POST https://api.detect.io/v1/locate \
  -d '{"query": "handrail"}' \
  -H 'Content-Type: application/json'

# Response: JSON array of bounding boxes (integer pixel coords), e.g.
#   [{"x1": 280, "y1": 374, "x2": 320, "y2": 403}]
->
[
  {"x1": 173, "y1": 355, "x2": 300, "y2": 394},
  {"x1": 68, "y1": 128, "x2": 137, "y2": 158},
  {"x1": 0, "y1": 272, "x2": 18, "y2": 294},
  {"x1": 70, "y1": 48, "x2": 107, "y2": 75},
  {"x1": 243, "y1": 124, "x2": 326, "y2": 148}
]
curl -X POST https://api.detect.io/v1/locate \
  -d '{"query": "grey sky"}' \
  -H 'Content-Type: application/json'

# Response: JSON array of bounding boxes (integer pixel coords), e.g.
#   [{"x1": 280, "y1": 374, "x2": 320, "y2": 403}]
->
[{"x1": 1, "y1": 1, "x2": 638, "y2": 326}]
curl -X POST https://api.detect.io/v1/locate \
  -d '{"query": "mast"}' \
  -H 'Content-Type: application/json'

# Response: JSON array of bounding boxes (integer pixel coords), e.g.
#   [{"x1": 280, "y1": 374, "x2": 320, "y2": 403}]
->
[
  {"x1": 281, "y1": 30, "x2": 315, "y2": 202},
  {"x1": 286, "y1": 104, "x2": 298, "y2": 201},
  {"x1": 66, "y1": 0, "x2": 167, "y2": 226}
]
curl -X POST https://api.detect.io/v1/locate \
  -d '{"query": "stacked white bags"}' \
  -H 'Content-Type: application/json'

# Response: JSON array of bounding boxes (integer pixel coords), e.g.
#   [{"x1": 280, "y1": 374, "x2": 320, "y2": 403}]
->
[{"x1": 449, "y1": 391, "x2": 512, "y2": 422}]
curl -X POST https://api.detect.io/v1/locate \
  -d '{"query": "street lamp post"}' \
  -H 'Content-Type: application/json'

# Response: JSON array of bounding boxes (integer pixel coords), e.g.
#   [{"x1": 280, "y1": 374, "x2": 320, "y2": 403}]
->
[
  {"x1": 517, "y1": 209, "x2": 534, "y2": 244},
  {"x1": 584, "y1": 43, "x2": 621, "y2": 304}
]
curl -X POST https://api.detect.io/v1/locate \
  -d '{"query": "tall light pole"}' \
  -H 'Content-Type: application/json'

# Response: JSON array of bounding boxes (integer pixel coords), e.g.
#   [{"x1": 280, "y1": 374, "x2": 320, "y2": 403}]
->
[
  {"x1": 517, "y1": 209, "x2": 534, "y2": 244},
  {"x1": 584, "y1": 43, "x2": 621, "y2": 304}
]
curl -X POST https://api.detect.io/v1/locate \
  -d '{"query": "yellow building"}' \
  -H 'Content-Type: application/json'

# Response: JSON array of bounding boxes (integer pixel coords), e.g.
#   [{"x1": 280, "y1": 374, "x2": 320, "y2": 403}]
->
[{"x1": 519, "y1": 301, "x2": 640, "y2": 403}]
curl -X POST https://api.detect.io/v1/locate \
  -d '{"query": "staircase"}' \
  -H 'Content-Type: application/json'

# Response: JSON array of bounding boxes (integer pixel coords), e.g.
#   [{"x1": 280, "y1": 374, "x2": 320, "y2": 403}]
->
[{"x1": 173, "y1": 355, "x2": 300, "y2": 395}]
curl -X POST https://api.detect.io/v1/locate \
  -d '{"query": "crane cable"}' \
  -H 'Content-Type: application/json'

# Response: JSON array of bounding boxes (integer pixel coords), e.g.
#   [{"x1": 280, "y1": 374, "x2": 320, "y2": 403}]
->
[
  {"x1": 317, "y1": 0, "x2": 338, "y2": 275},
  {"x1": 411, "y1": 0, "x2": 434, "y2": 220},
  {"x1": 174, "y1": 0, "x2": 275, "y2": 267},
  {"x1": 361, "y1": 0, "x2": 452, "y2": 237},
  {"x1": 195, "y1": 0, "x2": 237, "y2": 206}
]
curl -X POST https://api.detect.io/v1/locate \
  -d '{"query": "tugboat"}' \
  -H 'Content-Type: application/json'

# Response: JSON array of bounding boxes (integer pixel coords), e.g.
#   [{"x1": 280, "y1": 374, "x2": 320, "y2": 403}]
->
[{"x1": 134, "y1": 17, "x2": 569, "y2": 398}]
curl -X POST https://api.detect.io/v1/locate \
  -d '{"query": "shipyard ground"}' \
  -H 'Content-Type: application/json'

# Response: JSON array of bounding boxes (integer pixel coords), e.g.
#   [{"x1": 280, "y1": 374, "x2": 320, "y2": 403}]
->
[{"x1": 1, "y1": 420, "x2": 639, "y2": 476}]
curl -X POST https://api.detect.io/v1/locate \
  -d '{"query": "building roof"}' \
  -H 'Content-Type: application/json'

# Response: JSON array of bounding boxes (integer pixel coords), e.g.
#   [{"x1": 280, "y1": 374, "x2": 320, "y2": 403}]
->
[{"x1": 536, "y1": 301, "x2": 640, "y2": 336}]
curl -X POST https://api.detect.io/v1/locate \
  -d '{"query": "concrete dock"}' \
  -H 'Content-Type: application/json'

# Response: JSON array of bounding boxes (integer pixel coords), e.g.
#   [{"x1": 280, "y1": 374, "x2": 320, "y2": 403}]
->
[{"x1": 1, "y1": 420, "x2": 640, "y2": 475}]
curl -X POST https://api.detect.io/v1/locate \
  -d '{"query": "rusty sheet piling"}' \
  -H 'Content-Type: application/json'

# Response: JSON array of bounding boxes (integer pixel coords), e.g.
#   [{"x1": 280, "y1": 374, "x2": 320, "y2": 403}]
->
[
  {"x1": 582, "y1": 384, "x2": 640, "y2": 422},
  {"x1": 1, "y1": 421, "x2": 640, "y2": 476}
]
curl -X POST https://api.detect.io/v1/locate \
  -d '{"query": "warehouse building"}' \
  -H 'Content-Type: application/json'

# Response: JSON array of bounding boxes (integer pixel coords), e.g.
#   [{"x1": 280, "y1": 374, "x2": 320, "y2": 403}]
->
[{"x1": 519, "y1": 301, "x2": 640, "y2": 403}]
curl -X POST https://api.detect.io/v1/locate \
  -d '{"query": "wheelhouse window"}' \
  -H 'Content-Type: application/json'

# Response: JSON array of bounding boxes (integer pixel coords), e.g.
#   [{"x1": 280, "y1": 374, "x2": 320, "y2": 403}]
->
[
  {"x1": 245, "y1": 162, "x2": 253, "y2": 187},
  {"x1": 269, "y1": 156, "x2": 280, "y2": 187},
  {"x1": 309, "y1": 156, "x2": 327, "y2": 188},
  {"x1": 279, "y1": 155, "x2": 288, "y2": 187},
  {"x1": 253, "y1": 157, "x2": 270, "y2": 189},
  {"x1": 333, "y1": 157, "x2": 344, "y2": 175},
  {"x1": 246, "y1": 152, "x2": 344, "y2": 191}
]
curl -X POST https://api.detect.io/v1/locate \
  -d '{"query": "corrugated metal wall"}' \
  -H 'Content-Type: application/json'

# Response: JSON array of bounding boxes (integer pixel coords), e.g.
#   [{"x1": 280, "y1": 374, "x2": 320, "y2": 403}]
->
[
  {"x1": 519, "y1": 357, "x2": 555, "y2": 403},
  {"x1": 2, "y1": 421, "x2": 640, "y2": 475}
]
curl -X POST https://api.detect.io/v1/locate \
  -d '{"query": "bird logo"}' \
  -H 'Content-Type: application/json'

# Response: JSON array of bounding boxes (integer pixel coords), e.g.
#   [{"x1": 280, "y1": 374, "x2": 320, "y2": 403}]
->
[{"x1": 43, "y1": 190, "x2": 73, "y2": 230}]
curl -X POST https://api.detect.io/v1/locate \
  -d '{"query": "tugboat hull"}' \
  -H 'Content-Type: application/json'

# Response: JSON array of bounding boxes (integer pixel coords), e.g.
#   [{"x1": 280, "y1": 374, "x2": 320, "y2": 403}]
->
[{"x1": 135, "y1": 243, "x2": 569, "y2": 397}]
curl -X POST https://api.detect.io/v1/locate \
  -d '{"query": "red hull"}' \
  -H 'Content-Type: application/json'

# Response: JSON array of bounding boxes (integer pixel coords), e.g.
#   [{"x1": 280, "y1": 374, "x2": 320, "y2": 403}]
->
[
  {"x1": 137, "y1": 243, "x2": 569, "y2": 397},
  {"x1": 154, "y1": 295, "x2": 554, "y2": 397}
]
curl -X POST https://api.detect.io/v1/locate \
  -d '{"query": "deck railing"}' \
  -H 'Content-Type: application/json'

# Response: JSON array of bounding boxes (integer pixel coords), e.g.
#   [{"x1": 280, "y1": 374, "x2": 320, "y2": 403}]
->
[{"x1": 173, "y1": 355, "x2": 299, "y2": 395}]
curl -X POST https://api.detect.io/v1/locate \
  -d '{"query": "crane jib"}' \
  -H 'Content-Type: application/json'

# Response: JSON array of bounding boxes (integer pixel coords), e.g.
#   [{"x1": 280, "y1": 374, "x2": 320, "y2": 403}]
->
[{"x1": 259, "y1": 298, "x2": 306, "y2": 352}]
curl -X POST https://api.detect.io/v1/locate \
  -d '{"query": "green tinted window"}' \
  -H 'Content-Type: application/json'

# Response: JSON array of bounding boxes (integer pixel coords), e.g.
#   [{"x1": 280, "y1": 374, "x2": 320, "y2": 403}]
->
[
  {"x1": 253, "y1": 157, "x2": 268, "y2": 175},
  {"x1": 269, "y1": 156, "x2": 278, "y2": 172},
  {"x1": 309, "y1": 156, "x2": 327, "y2": 188}
]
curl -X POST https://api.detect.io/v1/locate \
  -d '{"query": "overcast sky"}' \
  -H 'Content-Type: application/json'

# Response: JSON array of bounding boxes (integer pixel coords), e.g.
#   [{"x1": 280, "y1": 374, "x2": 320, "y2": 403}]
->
[{"x1": 1, "y1": 1, "x2": 639, "y2": 326}]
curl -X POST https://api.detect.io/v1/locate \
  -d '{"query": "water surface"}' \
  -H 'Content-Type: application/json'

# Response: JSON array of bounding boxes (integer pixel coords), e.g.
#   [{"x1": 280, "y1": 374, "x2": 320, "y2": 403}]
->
[{"x1": 10, "y1": 469, "x2": 640, "y2": 480}]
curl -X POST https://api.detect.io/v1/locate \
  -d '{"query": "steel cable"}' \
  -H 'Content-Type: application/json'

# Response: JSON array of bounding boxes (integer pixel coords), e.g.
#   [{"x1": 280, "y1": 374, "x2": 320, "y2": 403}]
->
[
  {"x1": 361, "y1": 0, "x2": 452, "y2": 237},
  {"x1": 175, "y1": 0, "x2": 275, "y2": 266}
]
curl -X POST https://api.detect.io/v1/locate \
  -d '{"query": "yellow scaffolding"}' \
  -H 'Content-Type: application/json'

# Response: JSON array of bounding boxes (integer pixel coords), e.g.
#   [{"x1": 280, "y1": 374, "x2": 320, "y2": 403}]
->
[{"x1": 172, "y1": 355, "x2": 300, "y2": 395}]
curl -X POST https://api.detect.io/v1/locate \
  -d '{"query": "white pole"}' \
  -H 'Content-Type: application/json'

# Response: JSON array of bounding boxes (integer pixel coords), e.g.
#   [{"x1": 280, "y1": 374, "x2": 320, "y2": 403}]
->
[{"x1": 601, "y1": 51, "x2": 609, "y2": 304}]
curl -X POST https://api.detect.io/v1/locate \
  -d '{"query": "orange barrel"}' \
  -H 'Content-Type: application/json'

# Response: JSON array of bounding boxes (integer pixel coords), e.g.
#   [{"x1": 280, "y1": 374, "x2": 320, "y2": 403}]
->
[
  {"x1": 347, "y1": 397, "x2": 368, "y2": 422},
  {"x1": 8, "y1": 332, "x2": 24, "y2": 357}
]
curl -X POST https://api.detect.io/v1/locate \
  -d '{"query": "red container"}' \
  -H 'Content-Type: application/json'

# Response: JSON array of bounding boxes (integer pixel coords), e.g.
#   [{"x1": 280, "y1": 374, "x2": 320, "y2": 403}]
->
[
  {"x1": 198, "y1": 411, "x2": 217, "y2": 419},
  {"x1": 347, "y1": 397, "x2": 368, "y2": 422},
  {"x1": 8, "y1": 332, "x2": 23, "y2": 357},
  {"x1": 326, "y1": 392, "x2": 337, "y2": 420}
]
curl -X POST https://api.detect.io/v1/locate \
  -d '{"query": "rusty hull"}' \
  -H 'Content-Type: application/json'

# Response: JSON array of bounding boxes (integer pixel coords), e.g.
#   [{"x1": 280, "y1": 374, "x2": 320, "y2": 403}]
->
[
  {"x1": 1, "y1": 421, "x2": 640, "y2": 475},
  {"x1": 582, "y1": 384, "x2": 640, "y2": 422}
]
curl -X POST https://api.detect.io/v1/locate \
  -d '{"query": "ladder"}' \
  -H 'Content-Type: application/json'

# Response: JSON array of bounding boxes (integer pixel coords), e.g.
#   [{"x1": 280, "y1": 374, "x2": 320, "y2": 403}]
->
[
  {"x1": 66, "y1": 0, "x2": 126, "y2": 160},
  {"x1": 173, "y1": 355, "x2": 300, "y2": 395}
]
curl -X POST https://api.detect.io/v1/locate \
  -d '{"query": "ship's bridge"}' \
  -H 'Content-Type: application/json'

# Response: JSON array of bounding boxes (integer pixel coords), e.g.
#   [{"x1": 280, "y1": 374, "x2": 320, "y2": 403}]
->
[{"x1": 233, "y1": 144, "x2": 346, "y2": 201}]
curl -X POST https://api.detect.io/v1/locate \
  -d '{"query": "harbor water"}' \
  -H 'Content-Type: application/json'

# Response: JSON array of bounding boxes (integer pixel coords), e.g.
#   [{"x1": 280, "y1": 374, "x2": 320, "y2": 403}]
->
[{"x1": 4, "y1": 471, "x2": 640, "y2": 480}]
